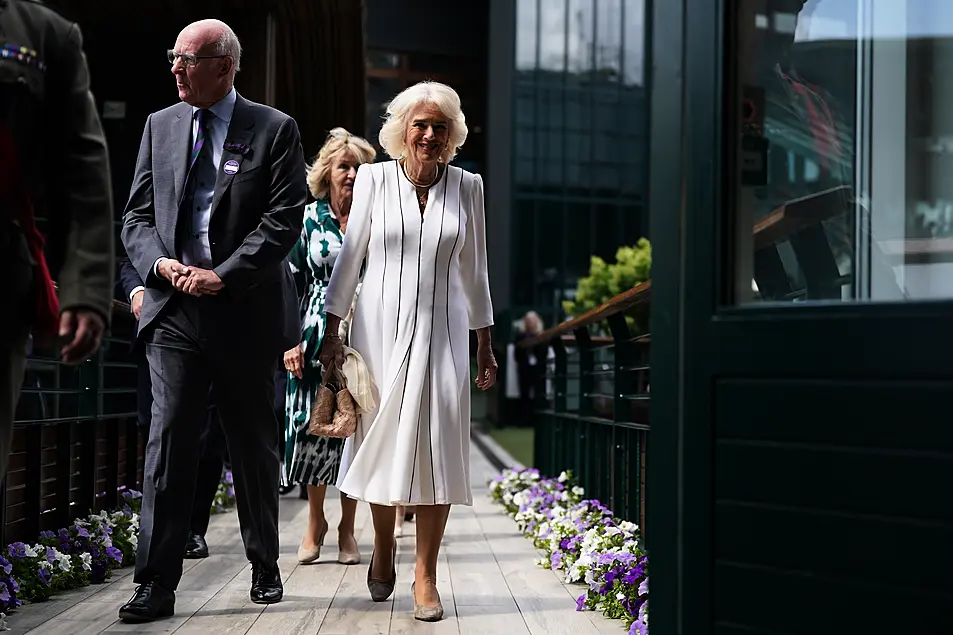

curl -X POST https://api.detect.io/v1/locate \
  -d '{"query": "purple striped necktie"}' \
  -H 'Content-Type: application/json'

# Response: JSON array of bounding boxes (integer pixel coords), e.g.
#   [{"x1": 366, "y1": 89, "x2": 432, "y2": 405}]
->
[{"x1": 190, "y1": 108, "x2": 213, "y2": 171}]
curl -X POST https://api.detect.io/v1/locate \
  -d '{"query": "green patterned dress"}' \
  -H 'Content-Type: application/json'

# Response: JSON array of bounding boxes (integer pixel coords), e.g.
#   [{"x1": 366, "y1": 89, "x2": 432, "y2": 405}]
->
[{"x1": 282, "y1": 199, "x2": 346, "y2": 486}]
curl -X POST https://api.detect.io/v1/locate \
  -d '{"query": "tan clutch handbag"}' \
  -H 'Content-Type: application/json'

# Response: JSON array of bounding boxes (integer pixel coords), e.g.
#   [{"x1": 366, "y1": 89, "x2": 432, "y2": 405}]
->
[{"x1": 308, "y1": 364, "x2": 358, "y2": 438}]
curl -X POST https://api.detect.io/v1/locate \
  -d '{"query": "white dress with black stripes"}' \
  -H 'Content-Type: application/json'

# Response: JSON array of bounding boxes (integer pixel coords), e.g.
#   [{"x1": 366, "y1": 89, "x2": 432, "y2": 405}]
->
[{"x1": 324, "y1": 160, "x2": 494, "y2": 506}]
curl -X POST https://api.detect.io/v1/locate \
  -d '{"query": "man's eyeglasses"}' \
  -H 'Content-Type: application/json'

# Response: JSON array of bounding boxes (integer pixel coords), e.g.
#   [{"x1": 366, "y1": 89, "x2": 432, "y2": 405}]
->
[{"x1": 167, "y1": 50, "x2": 228, "y2": 68}]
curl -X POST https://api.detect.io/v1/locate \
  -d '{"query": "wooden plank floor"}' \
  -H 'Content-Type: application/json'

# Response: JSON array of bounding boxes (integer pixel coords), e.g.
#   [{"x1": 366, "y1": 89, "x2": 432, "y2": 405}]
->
[{"x1": 7, "y1": 445, "x2": 624, "y2": 634}]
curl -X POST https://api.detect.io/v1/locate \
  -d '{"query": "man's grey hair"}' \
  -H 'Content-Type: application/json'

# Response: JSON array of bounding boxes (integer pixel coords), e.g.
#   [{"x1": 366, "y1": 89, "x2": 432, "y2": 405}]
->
[
  {"x1": 213, "y1": 24, "x2": 242, "y2": 74},
  {"x1": 187, "y1": 19, "x2": 242, "y2": 75}
]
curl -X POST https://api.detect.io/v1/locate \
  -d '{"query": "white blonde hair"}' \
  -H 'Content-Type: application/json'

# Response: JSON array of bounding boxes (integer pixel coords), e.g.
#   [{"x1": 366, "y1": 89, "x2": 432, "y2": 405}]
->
[
  {"x1": 378, "y1": 81, "x2": 468, "y2": 163},
  {"x1": 520, "y1": 311, "x2": 545, "y2": 334},
  {"x1": 306, "y1": 127, "x2": 376, "y2": 199}
]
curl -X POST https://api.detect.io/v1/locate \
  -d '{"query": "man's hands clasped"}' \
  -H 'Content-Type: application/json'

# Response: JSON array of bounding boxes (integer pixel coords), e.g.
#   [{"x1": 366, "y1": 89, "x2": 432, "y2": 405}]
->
[{"x1": 158, "y1": 258, "x2": 224, "y2": 296}]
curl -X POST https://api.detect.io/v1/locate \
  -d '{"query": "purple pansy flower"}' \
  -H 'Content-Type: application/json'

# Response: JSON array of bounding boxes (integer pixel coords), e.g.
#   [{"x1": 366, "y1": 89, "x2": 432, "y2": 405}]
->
[{"x1": 106, "y1": 546, "x2": 123, "y2": 565}]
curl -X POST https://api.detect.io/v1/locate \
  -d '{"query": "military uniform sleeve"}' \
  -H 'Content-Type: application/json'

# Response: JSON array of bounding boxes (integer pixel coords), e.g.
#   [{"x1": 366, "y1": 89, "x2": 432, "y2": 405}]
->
[{"x1": 50, "y1": 22, "x2": 115, "y2": 324}]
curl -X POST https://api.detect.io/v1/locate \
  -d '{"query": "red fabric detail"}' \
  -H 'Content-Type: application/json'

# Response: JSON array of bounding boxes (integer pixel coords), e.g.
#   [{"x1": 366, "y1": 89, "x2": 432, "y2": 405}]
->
[
  {"x1": 0, "y1": 121, "x2": 60, "y2": 336},
  {"x1": 781, "y1": 69, "x2": 841, "y2": 178}
]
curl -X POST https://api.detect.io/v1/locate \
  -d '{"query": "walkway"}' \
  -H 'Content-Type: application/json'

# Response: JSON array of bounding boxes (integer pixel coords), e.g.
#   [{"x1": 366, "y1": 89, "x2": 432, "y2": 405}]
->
[{"x1": 6, "y1": 445, "x2": 622, "y2": 634}]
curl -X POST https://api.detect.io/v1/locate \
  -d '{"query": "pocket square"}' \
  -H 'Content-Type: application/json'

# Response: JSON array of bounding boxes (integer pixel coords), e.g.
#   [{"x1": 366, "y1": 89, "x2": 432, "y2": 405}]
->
[{"x1": 223, "y1": 141, "x2": 250, "y2": 155}]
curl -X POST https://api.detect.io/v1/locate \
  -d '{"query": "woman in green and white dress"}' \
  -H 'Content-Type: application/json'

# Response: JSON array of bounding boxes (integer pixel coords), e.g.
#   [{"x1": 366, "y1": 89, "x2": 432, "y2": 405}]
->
[{"x1": 282, "y1": 128, "x2": 377, "y2": 565}]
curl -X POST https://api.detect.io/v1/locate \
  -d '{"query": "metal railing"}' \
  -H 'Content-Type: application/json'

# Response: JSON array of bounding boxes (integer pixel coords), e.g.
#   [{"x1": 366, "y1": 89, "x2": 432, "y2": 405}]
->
[
  {"x1": 2, "y1": 301, "x2": 143, "y2": 545},
  {"x1": 518, "y1": 281, "x2": 651, "y2": 532}
]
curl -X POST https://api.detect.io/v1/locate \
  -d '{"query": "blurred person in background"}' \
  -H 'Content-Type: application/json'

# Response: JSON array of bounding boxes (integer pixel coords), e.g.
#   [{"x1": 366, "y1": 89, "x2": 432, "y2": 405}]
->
[
  {"x1": 1, "y1": 0, "x2": 114, "y2": 480},
  {"x1": 282, "y1": 128, "x2": 376, "y2": 567},
  {"x1": 513, "y1": 311, "x2": 544, "y2": 424}
]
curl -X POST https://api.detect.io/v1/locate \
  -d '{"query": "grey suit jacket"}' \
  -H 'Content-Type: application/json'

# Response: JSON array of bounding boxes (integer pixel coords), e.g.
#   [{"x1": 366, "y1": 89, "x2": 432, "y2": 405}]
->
[{"x1": 121, "y1": 93, "x2": 307, "y2": 353}]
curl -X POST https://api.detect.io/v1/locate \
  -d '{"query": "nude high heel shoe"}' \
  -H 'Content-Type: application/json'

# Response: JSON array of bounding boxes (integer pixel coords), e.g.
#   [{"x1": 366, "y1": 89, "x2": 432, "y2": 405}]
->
[
  {"x1": 297, "y1": 519, "x2": 328, "y2": 564},
  {"x1": 337, "y1": 537, "x2": 361, "y2": 565},
  {"x1": 411, "y1": 582, "x2": 444, "y2": 622}
]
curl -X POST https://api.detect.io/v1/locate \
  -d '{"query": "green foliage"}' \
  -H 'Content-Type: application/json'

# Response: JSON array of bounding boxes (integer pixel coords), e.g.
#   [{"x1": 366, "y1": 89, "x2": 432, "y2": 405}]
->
[{"x1": 562, "y1": 239, "x2": 652, "y2": 319}]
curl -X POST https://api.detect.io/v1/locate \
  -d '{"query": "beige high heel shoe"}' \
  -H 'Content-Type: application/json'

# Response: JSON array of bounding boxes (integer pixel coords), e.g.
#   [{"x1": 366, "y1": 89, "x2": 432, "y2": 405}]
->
[
  {"x1": 337, "y1": 534, "x2": 361, "y2": 565},
  {"x1": 411, "y1": 582, "x2": 444, "y2": 622},
  {"x1": 297, "y1": 519, "x2": 328, "y2": 564}
]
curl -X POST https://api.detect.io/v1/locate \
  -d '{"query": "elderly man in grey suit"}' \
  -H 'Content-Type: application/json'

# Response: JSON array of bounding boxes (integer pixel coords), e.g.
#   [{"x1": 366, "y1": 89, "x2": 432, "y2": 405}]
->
[{"x1": 119, "y1": 19, "x2": 307, "y2": 622}]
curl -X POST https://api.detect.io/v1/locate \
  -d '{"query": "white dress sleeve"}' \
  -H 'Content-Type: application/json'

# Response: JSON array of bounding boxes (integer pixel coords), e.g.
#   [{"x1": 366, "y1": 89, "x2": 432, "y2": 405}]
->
[
  {"x1": 325, "y1": 163, "x2": 375, "y2": 320},
  {"x1": 459, "y1": 172, "x2": 494, "y2": 330}
]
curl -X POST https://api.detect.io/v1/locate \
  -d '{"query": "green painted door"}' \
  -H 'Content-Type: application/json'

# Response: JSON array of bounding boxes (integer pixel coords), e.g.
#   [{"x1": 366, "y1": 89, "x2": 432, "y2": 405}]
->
[{"x1": 649, "y1": 1, "x2": 953, "y2": 633}]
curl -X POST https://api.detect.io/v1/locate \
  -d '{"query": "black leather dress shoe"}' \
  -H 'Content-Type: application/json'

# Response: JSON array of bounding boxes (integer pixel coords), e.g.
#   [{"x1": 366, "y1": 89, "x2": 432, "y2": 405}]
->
[
  {"x1": 118, "y1": 581, "x2": 175, "y2": 623},
  {"x1": 250, "y1": 563, "x2": 283, "y2": 604},
  {"x1": 184, "y1": 531, "x2": 209, "y2": 559}
]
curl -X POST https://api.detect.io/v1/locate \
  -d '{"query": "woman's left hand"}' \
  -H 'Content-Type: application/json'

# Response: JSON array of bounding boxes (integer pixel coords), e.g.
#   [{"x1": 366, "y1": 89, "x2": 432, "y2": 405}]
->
[{"x1": 475, "y1": 343, "x2": 498, "y2": 391}]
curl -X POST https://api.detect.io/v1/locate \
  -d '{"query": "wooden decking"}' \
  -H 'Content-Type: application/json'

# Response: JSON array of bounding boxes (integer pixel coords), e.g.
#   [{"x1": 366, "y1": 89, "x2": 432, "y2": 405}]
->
[{"x1": 6, "y1": 445, "x2": 622, "y2": 635}]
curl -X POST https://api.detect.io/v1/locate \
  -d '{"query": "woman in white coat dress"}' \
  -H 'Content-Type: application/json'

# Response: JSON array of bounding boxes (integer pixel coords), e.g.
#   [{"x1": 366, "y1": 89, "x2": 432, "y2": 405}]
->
[{"x1": 320, "y1": 81, "x2": 497, "y2": 622}]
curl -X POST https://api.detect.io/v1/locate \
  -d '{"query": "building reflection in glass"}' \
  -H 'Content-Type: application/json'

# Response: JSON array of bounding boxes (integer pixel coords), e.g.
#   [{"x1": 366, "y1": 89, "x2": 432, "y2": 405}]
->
[{"x1": 512, "y1": 0, "x2": 648, "y2": 325}]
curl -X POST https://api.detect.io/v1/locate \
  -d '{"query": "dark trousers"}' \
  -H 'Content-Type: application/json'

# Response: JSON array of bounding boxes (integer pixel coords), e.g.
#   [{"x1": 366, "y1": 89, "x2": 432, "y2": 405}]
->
[
  {"x1": 136, "y1": 354, "x2": 226, "y2": 536},
  {"x1": 135, "y1": 295, "x2": 280, "y2": 591},
  {"x1": 192, "y1": 401, "x2": 226, "y2": 535}
]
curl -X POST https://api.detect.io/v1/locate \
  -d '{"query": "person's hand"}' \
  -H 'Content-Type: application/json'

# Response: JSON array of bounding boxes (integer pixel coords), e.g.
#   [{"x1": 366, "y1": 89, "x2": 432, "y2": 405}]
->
[
  {"x1": 59, "y1": 309, "x2": 106, "y2": 365},
  {"x1": 475, "y1": 342, "x2": 498, "y2": 391},
  {"x1": 318, "y1": 334, "x2": 345, "y2": 373},
  {"x1": 157, "y1": 258, "x2": 190, "y2": 287},
  {"x1": 175, "y1": 267, "x2": 224, "y2": 296},
  {"x1": 131, "y1": 290, "x2": 144, "y2": 321},
  {"x1": 284, "y1": 343, "x2": 305, "y2": 378}
]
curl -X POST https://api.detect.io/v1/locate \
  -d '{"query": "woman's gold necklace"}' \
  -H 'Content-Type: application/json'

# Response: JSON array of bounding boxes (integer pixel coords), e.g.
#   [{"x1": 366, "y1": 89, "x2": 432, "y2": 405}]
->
[{"x1": 404, "y1": 162, "x2": 439, "y2": 212}]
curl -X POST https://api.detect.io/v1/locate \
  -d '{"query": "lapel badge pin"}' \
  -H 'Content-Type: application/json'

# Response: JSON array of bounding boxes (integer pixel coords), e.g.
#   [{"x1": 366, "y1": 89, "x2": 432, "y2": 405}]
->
[{"x1": 223, "y1": 160, "x2": 240, "y2": 175}]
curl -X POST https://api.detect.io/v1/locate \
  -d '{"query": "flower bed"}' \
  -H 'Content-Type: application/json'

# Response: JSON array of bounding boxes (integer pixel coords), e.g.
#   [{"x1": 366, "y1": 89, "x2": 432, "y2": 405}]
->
[
  {"x1": 212, "y1": 468, "x2": 237, "y2": 514},
  {"x1": 0, "y1": 468, "x2": 237, "y2": 627},
  {"x1": 489, "y1": 468, "x2": 649, "y2": 635}
]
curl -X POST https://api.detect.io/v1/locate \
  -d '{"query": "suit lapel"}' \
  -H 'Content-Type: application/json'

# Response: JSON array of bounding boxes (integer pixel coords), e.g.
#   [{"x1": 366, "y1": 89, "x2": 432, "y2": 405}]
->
[
  {"x1": 171, "y1": 102, "x2": 193, "y2": 208},
  {"x1": 210, "y1": 94, "x2": 256, "y2": 219}
]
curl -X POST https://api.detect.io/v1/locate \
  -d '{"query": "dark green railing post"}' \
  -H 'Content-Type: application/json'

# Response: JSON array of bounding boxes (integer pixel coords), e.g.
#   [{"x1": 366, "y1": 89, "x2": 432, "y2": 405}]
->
[
  {"x1": 77, "y1": 353, "x2": 99, "y2": 515},
  {"x1": 125, "y1": 418, "x2": 141, "y2": 491},
  {"x1": 54, "y1": 421, "x2": 72, "y2": 529},
  {"x1": 574, "y1": 327, "x2": 593, "y2": 488},
  {"x1": 607, "y1": 313, "x2": 635, "y2": 517},
  {"x1": 23, "y1": 425, "x2": 41, "y2": 538},
  {"x1": 100, "y1": 342, "x2": 119, "y2": 510},
  {"x1": 537, "y1": 335, "x2": 568, "y2": 477}
]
